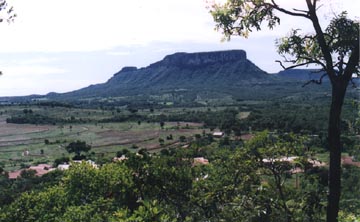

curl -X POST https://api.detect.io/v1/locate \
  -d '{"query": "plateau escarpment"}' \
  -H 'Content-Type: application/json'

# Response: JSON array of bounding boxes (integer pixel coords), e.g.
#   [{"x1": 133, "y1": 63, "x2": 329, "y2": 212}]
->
[
  {"x1": 4, "y1": 49, "x2": 335, "y2": 103},
  {"x1": 63, "y1": 50, "x2": 274, "y2": 98}
]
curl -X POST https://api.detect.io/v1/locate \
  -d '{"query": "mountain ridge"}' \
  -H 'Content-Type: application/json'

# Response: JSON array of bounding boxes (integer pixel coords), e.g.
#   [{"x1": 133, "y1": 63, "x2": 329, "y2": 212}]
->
[
  {"x1": 60, "y1": 49, "x2": 275, "y2": 99},
  {"x1": 0, "y1": 49, "x2": 337, "y2": 103}
]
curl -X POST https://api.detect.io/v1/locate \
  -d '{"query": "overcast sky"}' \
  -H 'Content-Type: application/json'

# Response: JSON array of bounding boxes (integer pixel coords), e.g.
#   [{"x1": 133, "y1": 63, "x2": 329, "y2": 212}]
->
[{"x1": 0, "y1": 0, "x2": 358, "y2": 96}]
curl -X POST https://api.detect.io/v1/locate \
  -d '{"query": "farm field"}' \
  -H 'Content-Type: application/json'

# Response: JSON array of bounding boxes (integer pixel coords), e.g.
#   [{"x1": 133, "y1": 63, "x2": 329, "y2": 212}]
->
[
  {"x1": 1, "y1": 97, "x2": 358, "y2": 172},
  {"x1": 0, "y1": 105, "x2": 209, "y2": 171}
]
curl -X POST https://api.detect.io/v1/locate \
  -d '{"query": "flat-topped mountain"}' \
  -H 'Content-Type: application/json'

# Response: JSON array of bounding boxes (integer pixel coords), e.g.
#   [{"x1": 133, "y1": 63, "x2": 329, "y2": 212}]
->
[
  {"x1": 2, "y1": 49, "x2": 336, "y2": 103},
  {"x1": 60, "y1": 50, "x2": 274, "y2": 99},
  {"x1": 150, "y1": 50, "x2": 247, "y2": 68}
]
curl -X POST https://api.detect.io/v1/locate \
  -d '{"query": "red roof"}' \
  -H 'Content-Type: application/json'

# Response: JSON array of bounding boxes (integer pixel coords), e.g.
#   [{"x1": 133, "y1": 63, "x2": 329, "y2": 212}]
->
[
  {"x1": 240, "y1": 134, "x2": 254, "y2": 140},
  {"x1": 193, "y1": 157, "x2": 209, "y2": 166},
  {"x1": 342, "y1": 156, "x2": 360, "y2": 167},
  {"x1": 8, "y1": 164, "x2": 54, "y2": 179}
]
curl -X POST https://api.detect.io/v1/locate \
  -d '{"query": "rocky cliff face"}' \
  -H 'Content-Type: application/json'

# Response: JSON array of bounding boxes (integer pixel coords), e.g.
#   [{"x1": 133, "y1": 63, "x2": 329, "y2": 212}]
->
[
  {"x1": 119, "y1": 66, "x2": 138, "y2": 72},
  {"x1": 149, "y1": 50, "x2": 247, "y2": 68}
]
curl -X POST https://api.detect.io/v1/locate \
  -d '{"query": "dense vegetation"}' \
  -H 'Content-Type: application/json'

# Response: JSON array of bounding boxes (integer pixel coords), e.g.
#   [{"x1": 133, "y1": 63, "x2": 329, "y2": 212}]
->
[{"x1": 0, "y1": 132, "x2": 359, "y2": 221}]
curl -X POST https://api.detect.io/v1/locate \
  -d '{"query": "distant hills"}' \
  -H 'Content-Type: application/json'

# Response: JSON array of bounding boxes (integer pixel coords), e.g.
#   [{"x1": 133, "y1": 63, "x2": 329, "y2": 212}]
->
[
  {"x1": 277, "y1": 69, "x2": 328, "y2": 82},
  {"x1": 2, "y1": 50, "x2": 342, "y2": 103}
]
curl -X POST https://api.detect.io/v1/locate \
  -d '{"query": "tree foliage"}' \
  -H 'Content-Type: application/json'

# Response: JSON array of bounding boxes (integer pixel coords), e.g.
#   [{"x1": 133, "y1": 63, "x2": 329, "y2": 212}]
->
[
  {"x1": 3, "y1": 132, "x2": 356, "y2": 221},
  {"x1": 0, "y1": 0, "x2": 15, "y2": 75},
  {"x1": 210, "y1": 0, "x2": 359, "y2": 79},
  {"x1": 209, "y1": 1, "x2": 359, "y2": 221},
  {"x1": 65, "y1": 140, "x2": 91, "y2": 158},
  {"x1": 0, "y1": 0, "x2": 15, "y2": 23}
]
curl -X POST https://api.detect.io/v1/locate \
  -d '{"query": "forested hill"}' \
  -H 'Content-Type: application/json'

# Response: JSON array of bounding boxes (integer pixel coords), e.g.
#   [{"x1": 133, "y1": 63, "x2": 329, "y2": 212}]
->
[
  {"x1": 276, "y1": 69, "x2": 328, "y2": 81},
  {"x1": 53, "y1": 50, "x2": 276, "y2": 99}
]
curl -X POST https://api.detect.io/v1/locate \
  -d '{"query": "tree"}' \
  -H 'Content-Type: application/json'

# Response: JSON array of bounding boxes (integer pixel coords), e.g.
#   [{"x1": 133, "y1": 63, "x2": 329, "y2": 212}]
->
[
  {"x1": 179, "y1": 135, "x2": 186, "y2": 143},
  {"x1": 0, "y1": 0, "x2": 15, "y2": 23},
  {"x1": 0, "y1": 0, "x2": 15, "y2": 75},
  {"x1": 65, "y1": 140, "x2": 91, "y2": 159},
  {"x1": 160, "y1": 121, "x2": 165, "y2": 129},
  {"x1": 209, "y1": 1, "x2": 359, "y2": 221},
  {"x1": 159, "y1": 138, "x2": 165, "y2": 146}
]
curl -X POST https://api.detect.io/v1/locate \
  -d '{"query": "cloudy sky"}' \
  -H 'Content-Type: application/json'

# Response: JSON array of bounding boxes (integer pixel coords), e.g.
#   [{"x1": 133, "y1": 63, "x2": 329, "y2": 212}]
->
[{"x1": 0, "y1": 0, "x2": 358, "y2": 96}]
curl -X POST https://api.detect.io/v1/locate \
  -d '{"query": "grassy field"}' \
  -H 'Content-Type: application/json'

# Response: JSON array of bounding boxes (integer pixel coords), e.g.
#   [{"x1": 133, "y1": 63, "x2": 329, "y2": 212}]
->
[{"x1": 0, "y1": 106, "x2": 208, "y2": 171}]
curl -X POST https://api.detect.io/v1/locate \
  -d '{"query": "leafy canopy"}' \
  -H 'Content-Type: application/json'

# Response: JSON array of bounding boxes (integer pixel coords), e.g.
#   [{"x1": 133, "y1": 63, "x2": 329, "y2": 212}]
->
[
  {"x1": 65, "y1": 140, "x2": 91, "y2": 157},
  {"x1": 210, "y1": 0, "x2": 359, "y2": 83}
]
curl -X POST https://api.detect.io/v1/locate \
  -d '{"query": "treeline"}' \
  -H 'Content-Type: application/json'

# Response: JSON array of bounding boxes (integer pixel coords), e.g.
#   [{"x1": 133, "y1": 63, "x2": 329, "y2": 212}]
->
[
  {"x1": 101, "y1": 108, "x2": 239, "y2": 133},
  {"x1": 243, "y1": 108, "x2": 330, "y2": 134},
  {"x1": 6, "y1": 113, "x2": 60, "y2": 125},
  {"x1": 6, "y1": 113, "x2": 91, "y2": 125},
  {"x1": 36, "y1": 101, "x2": 74, "y2": 108},
  {"x1": 6, "y1": 103, "x2": 355, "y2": 138}
]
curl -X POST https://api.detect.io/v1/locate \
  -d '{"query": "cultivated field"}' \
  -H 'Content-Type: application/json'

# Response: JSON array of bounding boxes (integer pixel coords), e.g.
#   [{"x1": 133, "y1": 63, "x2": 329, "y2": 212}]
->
[{"x1": 0, "y1": 106, "x2": 208, "y2": 171}]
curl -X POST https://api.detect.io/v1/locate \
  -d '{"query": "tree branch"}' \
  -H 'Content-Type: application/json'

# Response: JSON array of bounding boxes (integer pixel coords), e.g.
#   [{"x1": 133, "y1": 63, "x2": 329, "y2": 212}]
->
[
  {"x1": 302, "y1": 73, "x2": 328, "y2": 87},
  {"x1": 342, "y1": 43, "x2": 360, "y2": 83},
  {"x1": 297, "y1": 56, "x2": 327, "y2": 69},
  {"x1": 275, "y1": 60, "x2": 316, "y2": 70},
  {"x1": 267, "y1": 0, "x2": 310, "y2": 19},
  {"x1": 292, "y1": 8, "x2": 308, "y2": 13},
  {"x1": 276, "y1": 56, "x2": 326, "y2": 71},
  {"x1": 313, "y1": 0, "x2": 317, "y2": 10},
  {"x1": 305, "y1": 0, "x2": 336, "y2": 82}
]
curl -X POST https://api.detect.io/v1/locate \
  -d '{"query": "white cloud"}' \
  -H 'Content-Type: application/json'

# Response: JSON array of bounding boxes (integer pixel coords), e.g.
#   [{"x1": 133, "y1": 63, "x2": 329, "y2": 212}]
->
[
  {"x1": 1, "y1": 65, "x2": 66, "y2": 77},
  {"x1": 0, "y1": 0, "x2": 222, "y2": 53},
  {"x1": 106, "y1": 51, "x2": 132, "y2": 56},
  {"x1": 1, "y1": 0, "x2": 358, "y2": 53}
]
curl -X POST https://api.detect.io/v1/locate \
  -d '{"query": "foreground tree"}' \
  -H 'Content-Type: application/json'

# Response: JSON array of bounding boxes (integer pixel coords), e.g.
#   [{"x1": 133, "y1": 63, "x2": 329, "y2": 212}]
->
[
  {"x1": 0, "y1": 0, "x2": 15, "y2": 23},
  {"x1": 0, "y1": 0, "x2": 15, "y2": 75},
  {"x1": 209, "y1": 1, "x2": 359, "y2": 221}
]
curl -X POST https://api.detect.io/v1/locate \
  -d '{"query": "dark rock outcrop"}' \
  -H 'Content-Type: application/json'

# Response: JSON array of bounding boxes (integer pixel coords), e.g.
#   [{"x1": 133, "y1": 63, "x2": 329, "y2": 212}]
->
[
  {"x1": 150, "y1": 50, "x2": 247, "y2": 68},
  {"x1": 119, "y1": 66, "x2": 138, "y2": 72}
]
